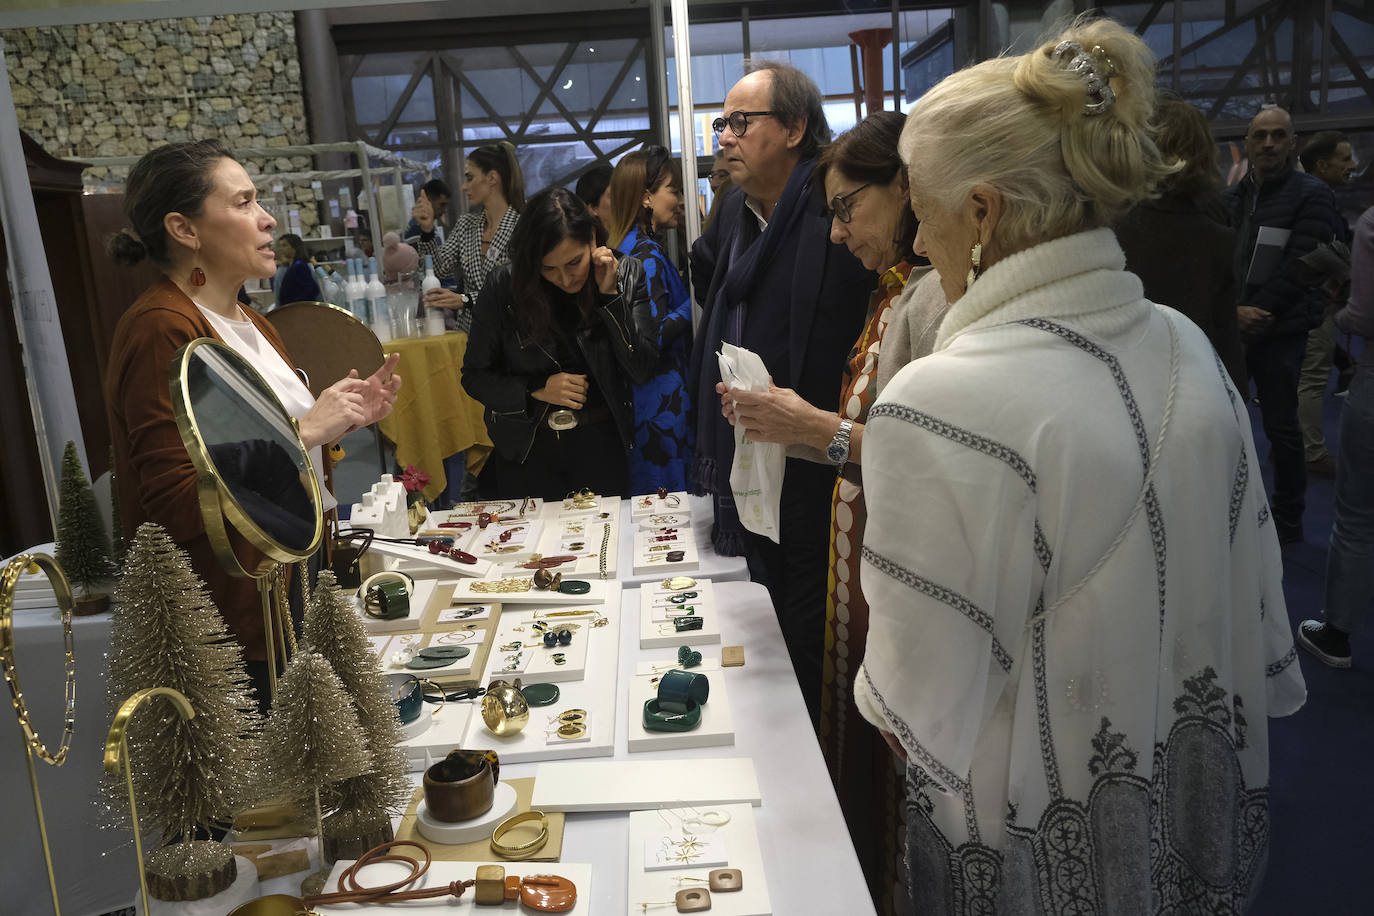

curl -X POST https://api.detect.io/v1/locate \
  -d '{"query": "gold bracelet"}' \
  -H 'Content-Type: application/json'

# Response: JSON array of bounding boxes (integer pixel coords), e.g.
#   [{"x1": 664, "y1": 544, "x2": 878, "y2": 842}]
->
[
  {"x1": 1, "y1": 554, "x2": 76, "y2": 766},
  {"x1": 490, "y1": 810, "x2": 550, "y2": 859}
]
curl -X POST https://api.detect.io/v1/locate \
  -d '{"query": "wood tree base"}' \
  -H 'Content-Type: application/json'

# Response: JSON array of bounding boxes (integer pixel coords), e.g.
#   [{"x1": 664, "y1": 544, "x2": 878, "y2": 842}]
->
[
  {"x1": 72, "y1": 593, "x2": 110, "y2": 616},
  {"x1": 322, "y1": 811, "x2": 394, "y2": 863},
  {"x1": 146, "y1": 840, "x2": 236, "y2": 901}
]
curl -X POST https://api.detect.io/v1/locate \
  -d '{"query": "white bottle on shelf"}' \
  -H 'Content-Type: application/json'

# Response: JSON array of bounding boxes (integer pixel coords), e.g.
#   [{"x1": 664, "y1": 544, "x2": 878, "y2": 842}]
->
[
  {"x1": 420, "y1": 254, "x2": 445, "y2": 336},
  {"x1": 344, "y1": 259, "x2": 366, "y2": 321},
  {"x1": 367, "y1": 257, "x2": 391, "y2": 343}
]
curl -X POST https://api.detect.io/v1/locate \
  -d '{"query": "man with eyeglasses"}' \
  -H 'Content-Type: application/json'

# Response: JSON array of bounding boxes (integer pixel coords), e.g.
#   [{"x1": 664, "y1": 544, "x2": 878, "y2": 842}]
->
[
  {"x1": 687, "y1": 60, "x2": 870, "y2": 726},
  {"x1": 1224, "y1": 106, "x2": 1341, "y2": 546}
]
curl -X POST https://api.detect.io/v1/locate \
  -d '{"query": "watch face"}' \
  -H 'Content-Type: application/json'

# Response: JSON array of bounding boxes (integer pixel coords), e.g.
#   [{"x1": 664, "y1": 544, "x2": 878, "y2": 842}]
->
[{"x1": 827, "y1": 441, "x2": 848, "y2": 464}]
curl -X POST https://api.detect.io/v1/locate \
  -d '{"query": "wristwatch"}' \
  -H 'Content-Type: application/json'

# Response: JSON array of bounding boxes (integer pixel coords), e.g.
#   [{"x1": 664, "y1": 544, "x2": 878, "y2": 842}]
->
[{"x1": 826, "y1": 419, "x2": 854, "y2": 465}]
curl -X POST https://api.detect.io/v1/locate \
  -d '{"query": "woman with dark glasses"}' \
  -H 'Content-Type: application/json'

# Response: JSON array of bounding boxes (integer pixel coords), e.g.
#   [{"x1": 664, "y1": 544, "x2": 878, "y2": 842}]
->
[
  {"x1": 603, "y1": 146, "x2": 694, "y2": 493},
  {"x1": 715, "y1": 110, "x2": 948, "y2": 897}
]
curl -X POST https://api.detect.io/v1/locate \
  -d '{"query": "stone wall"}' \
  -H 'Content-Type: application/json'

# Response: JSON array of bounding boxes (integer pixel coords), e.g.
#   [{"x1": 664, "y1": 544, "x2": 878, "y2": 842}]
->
[{"x1": 3, "y1": 13, "x2": 321, "y2": 232}]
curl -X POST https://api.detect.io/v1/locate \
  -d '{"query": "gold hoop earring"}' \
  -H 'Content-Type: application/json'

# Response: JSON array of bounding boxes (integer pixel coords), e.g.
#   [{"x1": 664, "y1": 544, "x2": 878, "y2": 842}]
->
[{"x1": 965, "y1": 241, "x2": 982, "y2": 290}]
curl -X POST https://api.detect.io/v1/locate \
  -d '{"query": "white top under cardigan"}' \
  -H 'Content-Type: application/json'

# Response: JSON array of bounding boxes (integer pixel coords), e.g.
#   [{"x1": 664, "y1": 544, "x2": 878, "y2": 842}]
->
[
  {"x1": 855, "y1": 228, "x2": 1305, "y2": 912},
  {"x1": 197, "y1": 304, "x2": 337, "y2": 512}
]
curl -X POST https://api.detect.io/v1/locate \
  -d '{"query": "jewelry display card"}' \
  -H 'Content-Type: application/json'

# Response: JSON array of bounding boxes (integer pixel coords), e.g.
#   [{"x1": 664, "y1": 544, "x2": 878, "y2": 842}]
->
[
  {"x1": 457, "y1": 582, "x2": 622, "y2": 765},
  {"x1": 636, "y1": 511, "x2": 692, "y2": 531},
  {"x1": 313, "y1": 862, "x2": 594, "y2": 915},
  {"x1": 358, "y1": 575, "x2": 441, "y2": 634},
  {"x1": 630, "y1": 490, "x2": 690, "y2": 520},
  {"x1": 638, "y1": 581, "x2": 721, "y2": 649},
  {"x1": 524, "y1": 515, "x2": 619, "y2": 579},
  {"x1": 626, "y1": 670, "x2": 735, "y2": 753},
  {"x1": 484, "y1": 606, "x2": 597, "y2": 684},
  {"x1": 379, "y1": 631, "x2": 478, "y2": 679},
  {"x1": 364, "y1": 539, "x2": 498, "y2": 578},
  {"x1": 548, "y1": 493, "x2": 620, "y2": 518},
  {"x1": 643, "y1": 832, "x2": 728, "y2": 870},
  {"x1": 631, "y1": 527, "x2": 700, "y2": 577},
  {"x1": 530, "y1": 758, "x2": 762, "y2": 812},
  {"x1": 430, "y1": 603, "x2": 493, "y2": 625},
  {"x1": 463, "y1": 519, "x2": 544, "y2": 564},
  {"x1": 626, "y1": 804, "x2": 772, "y2": 916},
  {"x1": 449, "y1": 576, "x2": 613, "y2": 606},
  {"x1": 397, "y1": 696, "x2": 477, "y2": 771},
  {"x1": 426, "y1": 497, "x2": 541, "y2": 521}
]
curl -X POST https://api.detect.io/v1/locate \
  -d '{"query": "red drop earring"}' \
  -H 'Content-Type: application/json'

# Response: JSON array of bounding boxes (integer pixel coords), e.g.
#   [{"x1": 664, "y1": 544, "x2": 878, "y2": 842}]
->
[{"x1": 190, "y1": 266, "x2": 206, "y2": 287}]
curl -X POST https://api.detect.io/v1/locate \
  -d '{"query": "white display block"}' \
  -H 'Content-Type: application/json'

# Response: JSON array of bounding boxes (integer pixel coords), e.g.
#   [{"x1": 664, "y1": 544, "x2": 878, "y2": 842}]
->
[
  {"x1": 415, "y1": 781, "x2": 518, "y2": 844},
  {"x1": 626, "y1": 670, "x2": 735, "y2": 753},
  {"x1": 365, "y1": 539, "x2": 497, "y2": 578},
  {"x1": 358, "y1": 576, "x2": 440, "y2": 634},
  {"x1": 448, "y1": 576, "x2": 612, "y2": 606},
  {"x1": 379, "y1": 632, "x2": 478, "y2": 680},
  {"x1": 458, "y1": 585, "x2": 622, "y2": 765},
  {"x1": 630, "y1": 491, "x2": 691, "y2": 520},
  {"x1": 313, "y1": 862, "x2": 594, "y2": 915},
  {"x1": 433, "y1": 603, "x2": 493, "y2": 624},
  {"x1": 636, "y1": 511, "x2": 692, "y2": 531},
  {"x1": 484, "y1": 606, "x2": 595, "y2": 684},
  {"x1": 426, "y1": 498, "x2": 542, "y2": 522},
  {"x1": 638, "y1": 580, "x2": 721, "y2": 649},
  {"x1": 631, "y1": 527, "x2": 700, "y2": 577},
  {"x1": 398, "y1": 694, "x2": 476, "y2": 770},
  {"x1": 530, "y1": 758, "x2": 761, "y2": 812},
  {"x1": 398, "y1": 710, "x2": 434, "y2": 742},
  {"x1": 526, "y1": 515, "x2": 618, "y2": 579},
  {"x1": 627, "y1": 804, "x2": 772, "y2": 916},
  {"x1": 464, "y1": 519, "x2": 544, "y2": 564},
  {"x1": 547, "y1": 493, "x2": 619, "y2": 518}
]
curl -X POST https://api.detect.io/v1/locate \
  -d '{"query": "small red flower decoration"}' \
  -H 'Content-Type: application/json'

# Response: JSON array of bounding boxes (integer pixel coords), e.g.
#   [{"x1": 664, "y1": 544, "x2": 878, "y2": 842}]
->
[{"x1": 401, "y1": 465, "x2": 430, "y2": 493}]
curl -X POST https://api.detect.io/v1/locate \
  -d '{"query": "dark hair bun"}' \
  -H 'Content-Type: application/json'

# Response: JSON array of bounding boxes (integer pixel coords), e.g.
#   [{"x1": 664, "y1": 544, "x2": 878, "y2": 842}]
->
[{"x1": 107, "y1": 229, "x2": 148, "y2": 266}]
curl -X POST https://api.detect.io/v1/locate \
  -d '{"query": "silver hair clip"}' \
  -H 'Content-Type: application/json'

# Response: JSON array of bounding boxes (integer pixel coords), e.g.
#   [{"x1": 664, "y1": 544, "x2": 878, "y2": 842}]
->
[{"x1": 1052, "y1": 40, "x2": 1117, "y2": 116}]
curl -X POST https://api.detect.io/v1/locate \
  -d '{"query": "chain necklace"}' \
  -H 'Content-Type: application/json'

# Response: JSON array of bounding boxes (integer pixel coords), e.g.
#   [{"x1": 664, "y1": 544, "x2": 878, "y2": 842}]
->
[{"x1": 598, "y1": 522, "x2": 611, "y2": 580}]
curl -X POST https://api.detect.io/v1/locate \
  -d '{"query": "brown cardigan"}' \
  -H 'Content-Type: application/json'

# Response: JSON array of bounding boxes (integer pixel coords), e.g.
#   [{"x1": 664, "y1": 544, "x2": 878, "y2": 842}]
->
[{"x1": 106, "y1": 277, "x2": 319, "y2": 661}]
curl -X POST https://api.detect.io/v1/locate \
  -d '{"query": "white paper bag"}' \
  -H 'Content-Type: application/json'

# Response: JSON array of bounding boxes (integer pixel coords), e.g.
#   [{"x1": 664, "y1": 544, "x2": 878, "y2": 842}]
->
[{"x1": 718, "y1": 343, "x2": 784, "y2": 543}]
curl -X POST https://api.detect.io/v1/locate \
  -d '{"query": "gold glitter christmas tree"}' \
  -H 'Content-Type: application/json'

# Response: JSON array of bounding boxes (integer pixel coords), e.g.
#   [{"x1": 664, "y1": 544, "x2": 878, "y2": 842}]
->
[
  {"x1": 105, "y1": 522, "x2": 263, "y2": 899},
  {"x1": 56, "y1": 441, "x2": 115, "y2": 602},
  {"x1": 304, "y1": 570, "x2": 410, "y2": 860}
]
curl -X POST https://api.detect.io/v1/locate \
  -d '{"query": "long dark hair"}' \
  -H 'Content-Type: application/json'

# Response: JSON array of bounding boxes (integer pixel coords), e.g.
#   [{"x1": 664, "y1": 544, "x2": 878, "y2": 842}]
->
[
  {"x1": 814, "y1": 110, "x2": 917, "y2": 261},
  {"x1": 108, "y1": 139, "x2": 234, "y2": 266},
  {"x1": 604, "y1": 146, "x2": 682, "y2": 249},
  {"x1": 509, "y1": 187, "x2": 607, "y2": 343},
  {"x1": 468, "y1": 141, "x2": 527, "y2": 212}
]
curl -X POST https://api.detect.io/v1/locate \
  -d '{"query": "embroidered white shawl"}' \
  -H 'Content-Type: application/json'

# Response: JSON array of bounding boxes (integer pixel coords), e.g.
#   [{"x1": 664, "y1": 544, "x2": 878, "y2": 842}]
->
[{"x1": 855, "y1": 228, "x2": 1306, "y2": 913}]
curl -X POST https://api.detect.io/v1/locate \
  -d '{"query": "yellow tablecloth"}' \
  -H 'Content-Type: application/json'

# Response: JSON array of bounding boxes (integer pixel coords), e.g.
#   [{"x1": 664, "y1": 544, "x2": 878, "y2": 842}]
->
[{"x1": 377, "y1": 332, "x2": 492, "y2": 501}]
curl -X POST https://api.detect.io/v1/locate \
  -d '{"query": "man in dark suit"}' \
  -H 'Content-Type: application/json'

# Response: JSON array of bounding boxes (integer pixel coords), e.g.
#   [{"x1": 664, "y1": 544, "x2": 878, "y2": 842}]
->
[
  {"x1": 688, "y1": 60, "x2": 870, "y2": 724},
  {"x1": 1224, "y1": 106, "x2": 1340, "y2": 545}
]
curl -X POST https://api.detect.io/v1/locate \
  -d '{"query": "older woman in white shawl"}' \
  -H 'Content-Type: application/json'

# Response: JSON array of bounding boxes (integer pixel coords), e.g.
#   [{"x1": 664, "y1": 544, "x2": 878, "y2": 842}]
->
[{"x1": 855, "y1": 17, "x2": 1306, "y2": 914}]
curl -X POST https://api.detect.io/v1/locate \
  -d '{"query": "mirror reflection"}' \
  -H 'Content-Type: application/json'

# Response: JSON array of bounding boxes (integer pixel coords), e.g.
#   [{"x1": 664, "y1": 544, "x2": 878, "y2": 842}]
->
[{"x1": 184, "y1": 342, "x2": 320, "y2": 553}]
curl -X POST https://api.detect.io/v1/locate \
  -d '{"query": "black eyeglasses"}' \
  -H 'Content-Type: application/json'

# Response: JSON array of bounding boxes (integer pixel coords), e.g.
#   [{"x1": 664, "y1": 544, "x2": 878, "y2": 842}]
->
[
  {"x1": 712, "y1": 110, "x2": 775, "y2": 138},
  {"x1": 828, "y1": 183, "x2": 872, "y2": 224}
]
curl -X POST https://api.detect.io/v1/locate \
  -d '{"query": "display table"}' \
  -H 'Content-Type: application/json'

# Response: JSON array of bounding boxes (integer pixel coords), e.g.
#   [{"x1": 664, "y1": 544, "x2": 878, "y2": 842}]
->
[
  {"x1": 376, "y1": 332, "x2": 492, "y2": 502},
  {"x1": 1, "y1": 524, "x2": 857, "y2": 915}
]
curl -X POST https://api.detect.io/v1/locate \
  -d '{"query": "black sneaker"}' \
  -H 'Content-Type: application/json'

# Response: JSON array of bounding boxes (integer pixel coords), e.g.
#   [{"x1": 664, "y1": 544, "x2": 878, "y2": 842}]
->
[{"x1": 1297, "y1": 620, "x2": 1351, "y2": 668}]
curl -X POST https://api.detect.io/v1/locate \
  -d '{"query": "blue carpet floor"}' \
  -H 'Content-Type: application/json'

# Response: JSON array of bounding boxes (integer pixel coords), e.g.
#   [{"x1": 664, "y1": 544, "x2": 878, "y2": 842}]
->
[{"x1": 1251, "y1": 376, "x2": 1374, "y2": 914}]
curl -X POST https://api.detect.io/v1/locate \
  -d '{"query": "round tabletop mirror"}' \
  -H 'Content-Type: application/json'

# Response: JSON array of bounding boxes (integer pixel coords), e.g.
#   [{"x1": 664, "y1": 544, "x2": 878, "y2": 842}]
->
[{"x1": 170, "y1": 338, "x2": 323, "y2": 573}]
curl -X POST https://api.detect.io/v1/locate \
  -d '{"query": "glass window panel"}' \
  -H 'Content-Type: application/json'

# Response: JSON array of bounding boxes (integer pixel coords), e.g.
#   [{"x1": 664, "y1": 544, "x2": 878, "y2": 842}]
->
[{"x1": 398, "y1": 75, "x2": 434, "y2": 124}]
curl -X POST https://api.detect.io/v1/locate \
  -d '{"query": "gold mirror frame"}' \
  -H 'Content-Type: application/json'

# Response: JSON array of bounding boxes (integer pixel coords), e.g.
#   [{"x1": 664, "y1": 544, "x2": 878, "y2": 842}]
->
[
  {"x1": 1, "y1": 552, "x2": 77, "y2": 916},
  {"x1": 169, "y1": 337, "x2": 324, "y2": 577}
]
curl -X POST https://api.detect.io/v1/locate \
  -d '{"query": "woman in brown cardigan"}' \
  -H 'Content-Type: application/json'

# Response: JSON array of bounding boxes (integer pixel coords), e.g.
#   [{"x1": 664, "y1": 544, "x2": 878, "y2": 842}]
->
[{"x1": 105, "y1": 139, "x2": 401, "y2": 703}]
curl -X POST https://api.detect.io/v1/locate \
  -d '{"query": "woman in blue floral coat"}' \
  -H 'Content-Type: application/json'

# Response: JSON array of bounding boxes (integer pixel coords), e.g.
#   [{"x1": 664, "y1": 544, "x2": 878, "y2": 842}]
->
[{"x1": 603, "y1": 147, "x2": 694, "y2": 492}]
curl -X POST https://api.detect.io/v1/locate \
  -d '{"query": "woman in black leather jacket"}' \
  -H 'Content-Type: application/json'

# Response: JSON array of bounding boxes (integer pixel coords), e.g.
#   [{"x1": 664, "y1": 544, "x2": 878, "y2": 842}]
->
[{"x1": 463, "y1": 187, "x2": 660, "y2": 498}]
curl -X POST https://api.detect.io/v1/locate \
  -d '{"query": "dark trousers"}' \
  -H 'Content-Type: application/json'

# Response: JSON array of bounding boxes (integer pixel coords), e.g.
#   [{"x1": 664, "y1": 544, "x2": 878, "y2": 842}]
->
[
  {"x1": 744, "y1": 458, "x2": 834, "y2": 728},
  {"x1": 478, "y1": 419, "x2": 629, "y2": 502},
  {"x1": 1246, "y1": 332, "x2": 1308, "y2": 538}
]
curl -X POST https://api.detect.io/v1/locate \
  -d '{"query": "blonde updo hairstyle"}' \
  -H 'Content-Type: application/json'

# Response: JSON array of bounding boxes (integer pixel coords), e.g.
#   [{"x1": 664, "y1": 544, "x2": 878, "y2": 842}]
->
[{"x1": 900, "y1": 16, "x2": 1176, "y2": 256}]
